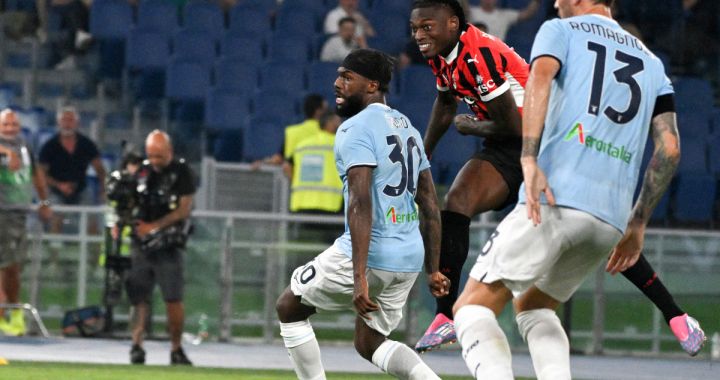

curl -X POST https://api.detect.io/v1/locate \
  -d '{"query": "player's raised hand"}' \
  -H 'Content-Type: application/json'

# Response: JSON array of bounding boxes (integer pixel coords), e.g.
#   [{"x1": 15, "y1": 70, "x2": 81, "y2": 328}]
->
[
  {"x1": 606, "y1": 224, "x2": 644, "y2": 275},
  {"x1": 522, "y1": 160, "x2": 555, "y2": 226},
  {"x1": 427, "y1": 272, "x2": 450, "y2": 298},
  {"x1": 353, "y1": 278, "x2": 379, "y2": 320}
]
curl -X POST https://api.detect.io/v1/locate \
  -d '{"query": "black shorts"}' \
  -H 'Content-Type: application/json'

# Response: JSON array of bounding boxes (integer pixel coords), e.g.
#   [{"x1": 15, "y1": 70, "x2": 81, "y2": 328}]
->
[
  {"x1": 472, "y1": 138, "x2": 523, "y2": 211},
  {"x1": 125, "y1": 245, "x2": 184, "y2": 304}
]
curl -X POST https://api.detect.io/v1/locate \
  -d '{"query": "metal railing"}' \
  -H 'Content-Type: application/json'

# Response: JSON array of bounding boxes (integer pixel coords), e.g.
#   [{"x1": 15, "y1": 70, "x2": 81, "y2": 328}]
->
[{"x1": 21, "y1": 204, "x2": 720, "y2": 354}]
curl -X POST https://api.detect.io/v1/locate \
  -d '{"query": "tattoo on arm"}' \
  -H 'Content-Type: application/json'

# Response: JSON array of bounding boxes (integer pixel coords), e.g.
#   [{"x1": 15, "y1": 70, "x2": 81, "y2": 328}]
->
[
  {"x1": 521, "y1": 137, "x2": 541, "y2": 159},
  {"x1": 632, "y1": 112, "x2": 680, "y2": 224}
]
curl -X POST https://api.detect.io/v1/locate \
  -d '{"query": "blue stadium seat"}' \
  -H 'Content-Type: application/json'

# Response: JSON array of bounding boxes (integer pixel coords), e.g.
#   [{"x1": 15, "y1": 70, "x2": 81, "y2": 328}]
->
[
  {"x1": 267, "y1": 35, "x2": 312, "y2": 64},
  {"x1": 677, "y1": 108, "x2": 711, "y2": 138},
  {"x1": 228, "y1": 7, "x2": 272, "y2": 38},
  {"x1": 137, "y1": 0, "x2": 179, "y2": 37},
  {"x1": 673, "y1": 174, "x2": 716, "y2": 224},
  {"x1": 165, "y1": 58, "x2": 212, "y2": 103},
  {"x1": 504, "y1": 27, "x2": 534, "y2": 61},
  {"x1": 214, "y1": 57, "x2": 260, "y2": 91},
  {"x1": 650, "y1": 191, "x2": 671, "y2": 224},
  {"x1": 708, "y1": 134, "x2": 720, "y2": 176},
  {"x1": 259, "y1": 61, "x2": 306, "y2": 93},
  {"x1": 394, "y1": 96, "x2": 435, "y2": 137},
  {"x1": 673, "y1": 77, "x2": 713, "y2": 129},
  {"x1": 5, "y1": 0, "x2": 36, "y2": 11},
  {"x1": 220, "y1": 34, "x2": 264, "y2": 60},
  {"x1": 205, "y1": 88, "x2": 250, "y2": 133},
  {"x1": 711, "y1": 107, "x2": 720, "y2": 134},
  {"x1": 398, "y1": 65, "x2": 438, "y2": 103},
  {"x1": 677, "y1": 136, "x2": 707, "y2": 175},
  {"x1": 252, "y1": 88, "x2": 300, "y2": 123},
  {"x1": 89, "y1": 0, "x2": 133, "y2": 40},
  {"x1": 172, "y1": 28, "x2": 217, "y2": 69},
  {"x1": 182, "y1": 0, "x2": 225, "y2": 41},
  {"x1": 431, "y1": 126, "x2": 478, "y2": 185},
  {"x1": 0, "y1": 85, "x2": 16, "y2": 109},
  {"x1": 370, "y1": 0, "x2": 411, "y2": 14},
  {"x1": 242, "y1": 116, "x2": 286, "y2": 162},
  {"x1": 307, "y1": 61, "x2": 340, "y2": 105},
  {"x1": 214, "y1": 129, "x2": 244, "y2": 162},
  {"x1": 366, "y1": 14, "x2": 409, "y2": 55},
  {"x1": 125, "y1": 27, "x2": 170, "y2": 70},
  {"x1": 278, "y1": 0, "x2": 326, "y2": 18},
  {"x1": 274, "y1": 9, "x2": 319, "y2": 38}
]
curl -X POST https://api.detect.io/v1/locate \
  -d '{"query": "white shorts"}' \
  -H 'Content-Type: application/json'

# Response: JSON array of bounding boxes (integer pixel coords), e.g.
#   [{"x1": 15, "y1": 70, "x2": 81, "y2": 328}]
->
[
  {"x1": 469, "y1": 205, "x2": 622, "y2": 302},
  {"x1": 290, "y1": 244, "x2": 418, "y2": 336}
]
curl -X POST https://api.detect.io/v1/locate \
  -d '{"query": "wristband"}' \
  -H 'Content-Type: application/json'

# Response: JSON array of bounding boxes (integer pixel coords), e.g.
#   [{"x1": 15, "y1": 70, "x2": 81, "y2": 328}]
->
[{"x1": 39, "y1": 199, "x2": 51, "y2": 207}]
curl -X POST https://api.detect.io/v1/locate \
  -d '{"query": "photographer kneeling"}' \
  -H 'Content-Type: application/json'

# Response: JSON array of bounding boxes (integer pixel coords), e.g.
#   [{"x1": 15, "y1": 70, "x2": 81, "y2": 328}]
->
[{"x1": 126, "y1": 130, "x2": 195, "y2": 366}]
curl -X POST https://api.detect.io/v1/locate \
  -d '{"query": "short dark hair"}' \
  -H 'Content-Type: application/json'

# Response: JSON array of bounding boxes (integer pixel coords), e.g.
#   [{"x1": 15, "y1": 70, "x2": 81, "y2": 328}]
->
[
  {"x1": 319, "y1": 110, "x2": 338, "y2": 130},
  {"x1": 412, "y1": 0, "x2": 467, "y2": 30},
  {"x1": 303, "y1": 94, "x2": 326, "y2": 118},
  {"x1": 338, "y1": 16, "x2": 356, "y2": 28}
]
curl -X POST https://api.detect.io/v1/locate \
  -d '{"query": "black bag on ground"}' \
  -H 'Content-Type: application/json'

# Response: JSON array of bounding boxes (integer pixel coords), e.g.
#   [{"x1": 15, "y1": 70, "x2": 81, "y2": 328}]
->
[{"x1": 62, "y1": 306, "x2": 104, "y2": 337}]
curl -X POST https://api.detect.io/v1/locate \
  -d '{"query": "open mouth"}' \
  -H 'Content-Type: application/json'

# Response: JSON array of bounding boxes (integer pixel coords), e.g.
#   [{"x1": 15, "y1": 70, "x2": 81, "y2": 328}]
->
[
  {"x1": 335, "y1": 93, "x2": 345, "y2": 105},
  {"x1": 418, "y1": 42, "x2": 431, "y2": 54}
]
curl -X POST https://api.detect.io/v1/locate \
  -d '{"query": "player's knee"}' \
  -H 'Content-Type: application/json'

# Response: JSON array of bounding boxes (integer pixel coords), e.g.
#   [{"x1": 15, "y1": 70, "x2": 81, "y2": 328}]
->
[{"x1": 275, "y1": 288, "x2": 296, "y2": 323}]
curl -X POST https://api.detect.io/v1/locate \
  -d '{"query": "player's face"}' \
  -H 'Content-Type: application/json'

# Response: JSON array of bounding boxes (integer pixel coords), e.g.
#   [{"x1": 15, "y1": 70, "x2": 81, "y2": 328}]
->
[
  {"x1": 334, "y1": 67, "x2": 370, "y2": 118},
  {"x1": 0, "y1": 111, "x2": 20, "y2": 139},
  {"x1": 410, "y1": 6, "x2": 459, "y2": 59}
]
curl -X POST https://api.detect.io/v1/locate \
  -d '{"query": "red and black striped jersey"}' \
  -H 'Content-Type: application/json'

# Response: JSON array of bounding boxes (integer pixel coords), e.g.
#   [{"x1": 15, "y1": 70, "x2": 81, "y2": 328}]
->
[{"x1": 428, "y1": 25, "x2": 529, "y2": 120}]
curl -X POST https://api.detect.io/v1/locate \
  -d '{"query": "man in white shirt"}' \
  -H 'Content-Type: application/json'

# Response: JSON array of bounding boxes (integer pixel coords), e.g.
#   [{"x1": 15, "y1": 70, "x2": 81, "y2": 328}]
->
[
  {"x1": 469, "y1": 0, "x2": 540, "y2": 40},
  {"x1": 324, "y1": 0, "x2": 375, "y2": 38},
  {"x1": 321, "y1": 17, "x2": 367, "y2": 63}
]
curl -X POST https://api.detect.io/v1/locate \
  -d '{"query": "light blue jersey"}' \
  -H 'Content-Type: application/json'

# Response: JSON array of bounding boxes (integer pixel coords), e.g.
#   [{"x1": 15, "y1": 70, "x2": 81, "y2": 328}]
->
[
  {"x1": 521, "y1": 14, "x2": 674, "y2": 232},
  {"x1": 334, "y1": 103, "x2": 431, "y2": 272}
]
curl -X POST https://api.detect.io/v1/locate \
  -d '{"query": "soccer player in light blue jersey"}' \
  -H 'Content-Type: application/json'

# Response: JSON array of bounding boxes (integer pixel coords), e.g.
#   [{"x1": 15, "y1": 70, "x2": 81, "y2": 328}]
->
[
  {"x1": 275, "y1": 49, "x2": 450, "y2": 380},
  {"x1": 452, "y1": 1, "x2": 704, "y2": 379}
]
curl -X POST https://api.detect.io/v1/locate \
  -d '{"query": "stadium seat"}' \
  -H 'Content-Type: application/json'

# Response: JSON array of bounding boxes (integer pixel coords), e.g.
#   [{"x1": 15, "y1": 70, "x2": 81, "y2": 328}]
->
[
  {"x1": 278, "y1": 0, "x2": 326, "y2": 18},
  {"x1": 165, "y1": 58, "x2": 212, "y2": 103},
  {"x1": 125, "y1": 28, "x2": 170, "y2": 70},
  {"x1": 394, "y1": 96, "x2": 435, "y2": 137},
  {"x1": 267, "y1": 35, "x2": 312, "y2": 64},
  {"x1": 650, "y1": 191, "x2": 671, "y2": 225},
  {"x1": 677, "y1": 136, "x2": 707, "y2": 175},
  {"x1": 274, "y1": 9, "x2": 319, "y2": 38},
  {"x1": 172, "y1": 28, "x2": 217, "y2": 69},
  {"x1": 137, "y1": 0, "x2": 179, "y2": 37},
  {"x1": 366, "y1": 14, "x2": 409, "y2": 55},
  {"x1": 228, "y1": 7, "x2": 272, "y2": 37},
  {"x1": 398, "y1": 65, "x2": 439, "y2": 103},
  {"x1": 708, "y1": 134, "x2": 720, "y2": 176},
  {"x1": 242, "y1": 116, "x2": 286, "y2": 162},
  {"x1": 673, "y1": 77, "x2": 713, "y2": 130},
  {"x1": 214, "y1": 57, "x2": 260, "y2": 91},
  {"x1": 0, "y1": 85, "x2": 16, "y2": 109},
  {"x1": 431, "y1": 126, "x2": 478, "y2": 185},
  {"x1": 205, "y1": 88, "x2": 250, "y2": 133},
  {"x1": 370, "y1": 0, "x2": 411, "y2": 14},
  {"x1": 252, "y1": 88, "x2": 300, "y2": 124},
  {"x1": 220, "y1": 34, "x2": 264, "y2": 60},
  {"x1": 307, "y1": 61, "x2": 340, "y2": 105},
  {"x1": 259, "y1": 61, "x2": 306, "y2": 93},
  {"x1": 677, "y1": 109, "x2": 711, "y2": 138},
  {"x1": 673, "y1": 174, "x2": 716, "y2": 224},
  {"x1": 89, "y1": 0, "x2": 133, "y2": 40},
  {"x1": 213, "y1": 128, "x2": 244, "y2": 162},
  {"x1": 182, "y1": 0, "x2": 225, "y2": 41}
]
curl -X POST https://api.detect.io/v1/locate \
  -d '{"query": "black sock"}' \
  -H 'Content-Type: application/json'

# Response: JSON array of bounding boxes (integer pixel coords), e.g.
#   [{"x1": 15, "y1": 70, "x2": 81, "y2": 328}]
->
[
  {"x1": 621, "y1": 255, "x2": 684, "y2": 324},
  {"x1": 435, "y1": 210, "x2": 471, "y2": 319}
]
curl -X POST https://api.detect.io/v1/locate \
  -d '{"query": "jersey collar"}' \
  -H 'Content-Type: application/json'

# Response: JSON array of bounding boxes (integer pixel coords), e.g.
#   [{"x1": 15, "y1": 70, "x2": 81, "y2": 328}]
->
[{"x1": 440, "y1": 31, "x2": 464, "y2": 64}]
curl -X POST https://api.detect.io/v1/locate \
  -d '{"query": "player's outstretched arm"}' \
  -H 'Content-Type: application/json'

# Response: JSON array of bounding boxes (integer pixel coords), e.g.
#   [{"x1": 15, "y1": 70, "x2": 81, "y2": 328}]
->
[
  {"x1": 347, "y1": 165, "x2": 380, "y2": 319},
  {"x1": 415, "y1": 169, "x2": 449, "y2": 298},
  {"x1": 424, "y1": 90, "x2": 458, "y2": 157},
  {"x1": 607, "y1": 110, "x2": 680, "y2": 274},
  {"x1": 521, "y1": 56, "x2": 559, "y2": 225}
]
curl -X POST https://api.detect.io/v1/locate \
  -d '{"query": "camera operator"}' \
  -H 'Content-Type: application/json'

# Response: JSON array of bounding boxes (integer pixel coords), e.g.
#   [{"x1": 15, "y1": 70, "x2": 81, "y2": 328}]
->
[{"x1": 125, "y1": 130, "x2": 195, "y2": 366}]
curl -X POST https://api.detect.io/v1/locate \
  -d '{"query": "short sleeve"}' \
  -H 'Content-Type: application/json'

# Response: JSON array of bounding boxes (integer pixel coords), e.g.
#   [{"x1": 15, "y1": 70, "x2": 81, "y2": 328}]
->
[
  {"x1": 530, "y1": 19, "x2": 568, "y2": 68},
  {"x1": 337, "y1": 122, "x2": 377, "y2": 171},
  {"x1": 658, "y1": 74, "x2": 674, "y2": 97}
]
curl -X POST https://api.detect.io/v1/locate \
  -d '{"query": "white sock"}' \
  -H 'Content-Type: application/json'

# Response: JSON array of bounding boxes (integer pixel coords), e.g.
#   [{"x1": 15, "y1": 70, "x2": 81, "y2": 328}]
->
[
  {"x1": 454, "y1": 305, "x2": 513, "y2": 379},
  {"x1": 280, "y1": 320, "x2": 326, "y2": 380},
  {"x1": 371, "y1": 340, "x2": 440, "y2": 380},
  {"x1": 516, "y1": 309, "x2": 571, "y2": 380}
]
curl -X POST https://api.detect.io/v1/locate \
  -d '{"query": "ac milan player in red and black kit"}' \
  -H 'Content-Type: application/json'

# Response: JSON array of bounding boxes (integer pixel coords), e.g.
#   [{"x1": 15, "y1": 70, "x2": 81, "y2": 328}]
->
[{"x1": 410, "y1": 0, "x2": 704, "y2": 356}]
